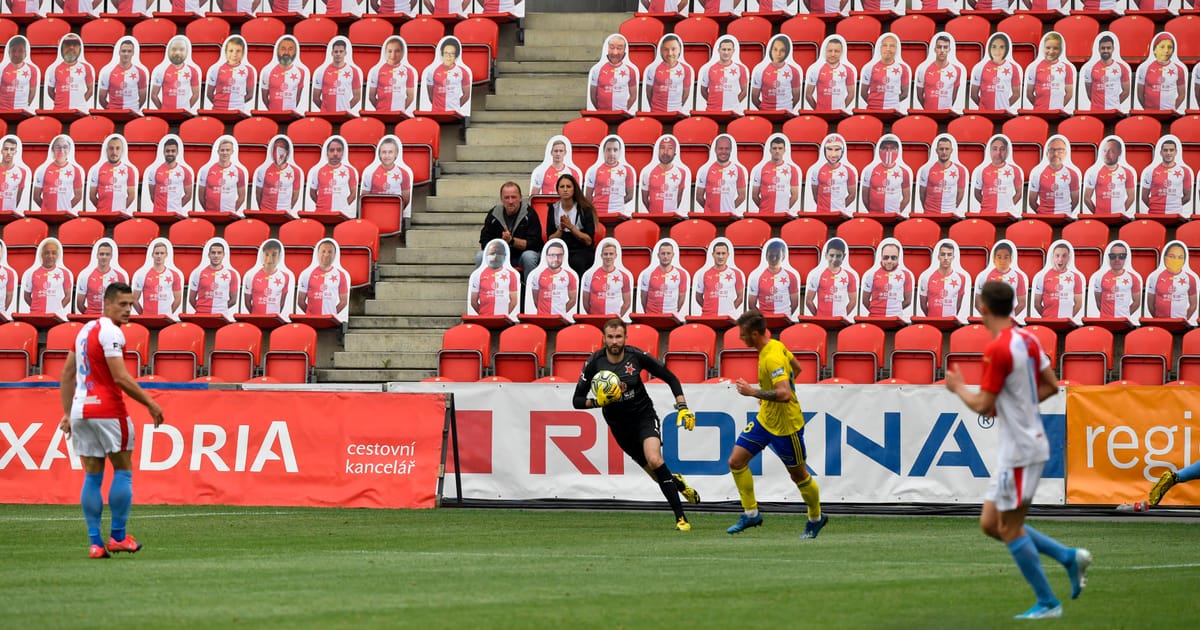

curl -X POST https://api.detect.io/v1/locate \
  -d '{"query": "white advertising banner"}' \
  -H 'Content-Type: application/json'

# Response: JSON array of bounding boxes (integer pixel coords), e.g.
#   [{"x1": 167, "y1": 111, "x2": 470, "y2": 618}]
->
[{"x1": 389, "y1": 383, "x2": 1067, "y2": 505}]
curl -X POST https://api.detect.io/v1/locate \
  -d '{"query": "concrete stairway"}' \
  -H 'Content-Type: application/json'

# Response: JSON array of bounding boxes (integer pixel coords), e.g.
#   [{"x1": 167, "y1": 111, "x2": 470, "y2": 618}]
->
[{"x1": 318, "y1": 12, "x2": 626, "y2": 382}]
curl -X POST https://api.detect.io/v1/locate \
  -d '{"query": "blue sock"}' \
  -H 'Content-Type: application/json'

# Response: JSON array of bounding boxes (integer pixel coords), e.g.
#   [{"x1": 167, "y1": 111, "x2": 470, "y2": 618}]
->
[
  {"x1": 1176, "y1": 461, "x2": 1200, "y2": 484},
  {"x1": 1023, "y1": 525, "x2": 1073, "y2": 566},
  {"x1": 108, "y1": 470, "x2": 133, "y2": 542},
  {"x1": 81, "y1": 472, "x2": 105, "y2": 546},
  {"x1": 1006, "y1": 535, "x2": 1059, "y2": 608}
]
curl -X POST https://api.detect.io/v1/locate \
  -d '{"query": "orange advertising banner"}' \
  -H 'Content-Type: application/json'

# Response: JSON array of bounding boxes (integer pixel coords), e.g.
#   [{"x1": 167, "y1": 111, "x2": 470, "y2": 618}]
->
[
  {"x1": 1065, "y1": 386, "x2": 1200, "y2": 506},
  {"x1": 0, "y1": 388, "x2": 448, "y2": 509}
]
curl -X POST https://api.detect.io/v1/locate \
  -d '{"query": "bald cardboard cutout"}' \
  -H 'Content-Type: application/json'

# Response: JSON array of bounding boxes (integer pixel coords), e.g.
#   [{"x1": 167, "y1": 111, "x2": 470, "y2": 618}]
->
[
  {"x1": 970, "y1": 134, "x2": 1024, "y2": 219},
  {"x1": 694, "y1": 133, "x2": 748, "y2": 218},
  {"x1": 1027, "y1": 134, "x2": 1082, "y2": 219},
  {"x1": 916, "y1": 134, "x2": 968, "y2": 218},
  {"x1": 259, "y1": 35, "x2": 311, "y2": 115},
  {"x1": 1082, "y1": 136, "x2": 1137, "y2": 220},
  {"x1": 85, "y1": 134, "x2": 137, "y2": 216},
  {"x1": 859, "y1": 33, "x2": 911, "y2": 113},
  {"x1": 586, "y1": 34, "x2": 639, "y2": 115},
  {"x1": 468, "y1": 238, "x2": 520, "y2": 320}
]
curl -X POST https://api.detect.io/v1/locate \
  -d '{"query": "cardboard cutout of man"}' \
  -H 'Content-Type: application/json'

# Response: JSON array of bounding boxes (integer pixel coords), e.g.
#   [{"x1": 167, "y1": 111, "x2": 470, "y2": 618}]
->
[
  {"x1": 745, "y1": 0, "x2": 798, "y2": 12},
  {"x1": 693, "y1": 0, "x2": 741, "y2": 14},
  {"x1": 638, "y1": 134, "x2": 691, "y2": 218},
  {"x1": 749, "y1": 133, "x2": 802, "y2": 217},
  {"x1": 86, "y1": 134, "x2": 137, "y2": 217},
  {"x1": 296, "y1": 238, "x2": 349, "y2": 322},
  {"x1": 163, "y1": 0, "x2": 205, "y2": 16},
  {"x1": 140, "y1": 134, "x2": 193, "y2": 217},
  {"x1": 857, "y1": 0, "x2": 905, "y2": 14},
  {"x1": 312, "y1": 36, "x2": 363, "y2": 114},
  {"x1": 637, "y1": 0, "x2": 688, "y2": 17},
  {"x1": 251, "y1": 134, "x2": 304, "y2": 218},
  {"x1": 32, "y1": 134, "x2": 84, "y2": 217},
  {"x1": 584, "y1": 134, "x2": 636, "y2": 218},
  {"x1": 917, "y1": 238, "x2": 971, "y2": 322},
  {"x1": 694, "y1": 133, "x2": 748, "y2": 218},
  {"x1": 1139, "y1": 134, "x2": 1194, "y2": 219},
  {"x1": 524, "y1": 238, "x2": 579, "y2": 320},
  {"x1": 361, "y1": 134, "x2": 414, "y2": 221},
  {"x1": 970, "y1": 134, "x2": 1024, "y2": 219},
  {"x1": 0, "y1": 241, "x2": 16, "y2": 318},
  {"x1": 366, "y1": 36, "x2": 417, "y2": 116},
  {"x1": 422, "y1": 0, "x2": 469, "y2": 17},
  {"x1": 859, "y1": 33, "x2": 911, "y2": 113},
  {"x1": 419, "y1": 36, "x2": 472, "y2": 116},
  {"x1": 204, "y1": 36, "x2": 257, "y2": 114},
  {"x1": 916, "y1": 134, "x2": 968, "y2": 218},
  {"x1": 913, "y1": 33, "x2": 967, "y2": 113},
  {"x1": 1028, "y1": 134, "x2": 1082, "y2": 219},
  {"x1": 1144, "y1": 240, "x2": 1199, "y2": 324},
  {"x1": 186, "y1": 237, "x2": 240, "y2": 320},
  {"x1": 97, "y1": 36, "x2": 148, "y2": 112},
  {"x1": 259, "y1": 35, "x2": 311, "y2": 115},
  {"x1": 0, "y1": 36, "x2": 41, "y2": 112},
  {"x1": 1078, "y1": 33, "x2": 1131, "y2": 114},
  {"x1": 804, "y1": 237, "x2": 858, "y2": 321},
  {"x1": 1023, "y1": 31, "x2": 1075, "y2": 114},
  {"x1": 805, "y1": 132, "x2": 857, "y2": 217},
  {"x1": 196, "y1": 135, "x2": 248, "y2": 219},
  {"x1": 369, "y1": 0, "x2": 417, "y2": 15},
  {"x1": 637, "y1": 237, "x2": 690, "y2": 319},
  {"x1": 747, "y1": 238, "x2": 802, "y2": 321},
  {"x1": 211, "y1": 0, "x2": 255, "y2": 13},
  {"x1": 531, "y1": 135, "x2": 583, "y2": 197},
  {"x1": 150, "y1": 35, "x2": 202, "y2": 113},
  {"x1": 973, "y1": 239, "x2": 1028, "y2": 324},
  {"x1": 690, "y1": 237, "x2": 745, "y2": 319},
  {"x1": 859, "y1": 134, "x2": 912, "y2": 217},
  {"x1": 580, "y1": 237, "x2": 634, "y2": 320},
  {"x1": 1082, "y1": 135, "x2": 1136, "y2": 219},
  {"x1": 0, "y1": 134, "x2": 33, "y2": 216},
  {"x1": 860, "y1": 237, "x2": 915, "y2": 322},
  {"x1": 1030, "y1": 240, "x2": 1085, "y2": 324},
  {"x1": 19, "y1": 237, "x2": 72, "y2": 320},
  {"x1": 805, "y1": 35, "x2": 856, "y2": 113},
  {"x1": 1084, "y1": 239, "x2": 1141, "y2": 324},
  {"x1": 10, "y1": 0, "x2": 46, "y2": 16},
  {"x1": 803, "y1": 0, "x2": 849, "y2": 14},
  {"x1": 468, "y1": 238, "x2": 520, "y2": 320},
  {"x1": 1135, "y1": 32, "x2": 1187, "y2": 115},
  {"x1": 586, "y1": 34, "x2": 639, "y2": 115},
  {"x1": 969, "y1": 33, "x2": 1021, "y2": 115},
  {"x1": 43, "y1": 34, "x2": 94, "y2": 113},
  {"x1": 242, "y1": 238, "x2": 295, "y2": 320},
  {"x1": 696, "y1": 35, "x2": 749, "y2": 115},
  {"x1": 641, "y1": 34, "x2": 693, "y2": 115},
  {"x1": 262, "y1": 0, "x2": 312, "y2": 15},
  {"x1": 74, "y1": 238, "x2": 127, "y2": 315},
  {"x1": 131, "y1": 237, "x2": 183, "y2": 319},
  {"x1": 476, "y1": 0, "x2": 524, "y2": 16},
  {"x1": 750, "y1": 35, "x2": 803, "y2": 115},
  {"x1": 305, "y1": 135, "x2": 359, "y2": 219}
]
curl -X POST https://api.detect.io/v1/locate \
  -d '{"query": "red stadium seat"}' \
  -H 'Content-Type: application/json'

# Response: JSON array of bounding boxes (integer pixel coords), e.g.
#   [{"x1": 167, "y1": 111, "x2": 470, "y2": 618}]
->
[
  {"x1": 395, "y1": 117, "x2": 440, "y2": 186},
  {"x1": 121, "y1": 321, "x2": 149, "y2": 377},
  {"x1": 1060, "y1": 219, "x2": 1108, "y2": 280},
  {"x1": 68, "y1": 116, "x2": 116, "y2": 173},
  {"x1": 664, "y1": 323, "x2": 716, "y2": 383},
  {"x1": 286, "y1": 117, "x2": 335, "y2": 174},
  {"x1": 832, "y1": 323, "x2": 885, "y2": 383},
  {"x1": 1109, "y1": 16, "x2": 1157, "y2": 65},
  {"x1": 673, "y1": 16, "x2": 721, "y2": 72},
  {"x1": 347, "y1": 18, "x2": 396, "y2": 63},
  {"x1": 332, "y1": 219, "x2": 379, "y2": 288},
  {"x1": 1060, "y1": 325, "x2": 1113, "y2": 384},
  {"x1": 293, "y1": 16, "x2": 339, "y2": 63},
  {"x1": 726, "y1": 16, "x2": 773, "y2": 70},
  {"x1": 726, "y1": 115, "x2": 773, "y2": 170},
  {"x1": 2, "y1": 217, "x2": 49, "y2": 274},
  {"x1": 948, "y1": 218, "x2": 995, "y2": 280},
  {"x1": 131, "y1": 18, "x2": 177, "y2": 72},
  {"x1": 112, "y1": 218, "x2": 161, "y2": 265},
  {"x1": 673, "y1": 115, "x2": 720, "y2": 175},
  {"x1": 781, "y1": 115, "x2": 829, "y2": 167},
  {"x1": 493, "y1": 323, "x2": 547, "y2": 382},
  {"x1": 718, "y1": 326, "x2": 757, "y2": 382},
  {"x1": 1170, "y1": 115, "x2": 1200, "y2": 170},
  {"x1": 222, "y1": 218, "x2": 272, "y2": 278},
  {"x1": 26, "y1": 18, "x2": 72, "y2": 75},
  {"x1": 240, "y1": 17, "x2": 288, "y2": 71},
  {"x1": 626, "y1": 323, "x2": 660, "y2": 356},
  {"x1": 438, "y1": 322, "x2": 491, "y2": 381},
  {"x1": 1165, "y1": 16, "x2": 1200, "y2": 64},
  {"x1": 152, "y1": 321, "x2": 206, "y2": 381},
  {"x1": 779, "y1": 217, "x2": 827, "y2": 280},
  {"x1": 1120, "y1": 326, "x2": 1172, "y2": 385},
  {"x1": 56, "y1": 217, "x2": 105, "y2": 278},
  {"x1": 944, "y1": 15, "x2": 991, "y2": 71},
  {"x1": 179, "y1": 115, "x2": 226, "y2": 162},
  {"x1": 724, "y1": 217, "x2": 771, "y2": 274},
  {"x1": 398, "y1": 17, "x2": 446, "y2": 73},
  {"x1": 947, "y1": 115, "x2": 996, "y2": 172},
  {"x1": 1057, "y1": 116, "x2": 1105, "y2": 173},
  {"x1": 167, "y1": 217, "x2": 216, "y2": 275},
  {"x1": 780, "y1": 322, "x2": 826, "y2": 384},
  {"x1": 231, "y1": 116, "x2": 279, "y2": 171},
  {"x1": 551, "y1": 323, "x2": 603, "y2": 379},
  {"x1": 1177, "y1": 329, "x2": 1200, "y2": 384},
  {"x1": 892, "y1": 217, "x2": 941, "y2": 278},
  {"x1": 891, "y1": 115, "x2": 939, "y2": 173},
  {"x1": 612, "y1": 218, "x2": 660, "y2": 278},
  {"x1": 996, "y1": 14, "x2": 1043, "y2": 69},
  {"x1": 561, "y1": 116, "x2": 609, "y2": 171},
  {"x1": 616, "y1": 116, "x2": 663, "y2": 174},
  {"x1": 890, "y1": 323, "x2": 942, "y2": 384},
  {"x1": 945, "y1": 324, "x2": 992, "y2": 385},
  {"x1": 340, "y1": 116, "x2": 387, "y2": 175},
  {"x1": 454, "y1": 17, "x2": 499, "y2": 86},
  {"x1": 0, "y1": 20, "x2": 17, "y2": 43},
  {"x1": 1023, "y1": 324, "x2": 1058, "y2": 370},
  {"x1": 619, "y1": 16, "x2": 666, "y2": 71},
  {"x1": 1004, "y1": 219, "x2": 1053, "y2": 271},
  {"x1": 1054, "y1": 15, "x2": 1100, "y2": 65},
  {"x1": 80, "y1": 17, "x2": 125, "y2": 62},
  {"x1": 889, "y1": 14, "x2": 937, "y2": 70},
  {"x1": 40, "y1": 321, "x2": 83, "y2": 379},
  {"x1": 16, "y1": 116, "x2": 62, "y2": 158},
  {"x1": 668, "y1": 219, "x2": 717, "y2": 276},
  {"x1": 278, "y1": 217, "x2": 325, "y2": 264},
  {"x1": 835, "y1": 217, "x2": 884, "y2": 275},
  {"x1": 836, "y1": 115, "x2": 884, "y2": 169},
  {"x1": 263, "y1": 322, "x2": 317, "y2": 383},
  {"x1": 1117, "y1": 220, "x2": 1167, "y2": 281},
  {"x1": 0, "y1": 321, "x2": 38, "y2": 381},
  {"x1": 835, "y1": 15, "x2": 882, "y2": 70},
  {"x1": 184, "y1": 18, "x2": 232, "y2": 74},
  {"x1": 208, "y1": 322, "x2": 262, "y2": 382},
  {"x1": 1177, "y1": 221, "x2": 1200, "y2": 277},
  {"x1": 779, "y1": 15, "x2": 824, "y2": 68},
  {"x1": 1001, "y1": 116, "x2": 1050, "y2": 177},
  {"x1": 124, "y1": 116, "x2": 171, "y2": 174},
  {"x1": 1113, "y1": 116, "x2": 1162, "y2": 176}
]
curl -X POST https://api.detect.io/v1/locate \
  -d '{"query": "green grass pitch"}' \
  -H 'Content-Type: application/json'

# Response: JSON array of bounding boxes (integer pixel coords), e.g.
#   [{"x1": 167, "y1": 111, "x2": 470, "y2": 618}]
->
[{"x1": 1, "y1": 505, "x2": 1196, "y2": 629}]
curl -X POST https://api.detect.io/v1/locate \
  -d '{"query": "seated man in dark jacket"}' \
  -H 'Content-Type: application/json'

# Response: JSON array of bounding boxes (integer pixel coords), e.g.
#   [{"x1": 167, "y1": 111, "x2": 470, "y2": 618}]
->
[{"x1": 476, "y1": 181, "x2": 543, "y2": 286}]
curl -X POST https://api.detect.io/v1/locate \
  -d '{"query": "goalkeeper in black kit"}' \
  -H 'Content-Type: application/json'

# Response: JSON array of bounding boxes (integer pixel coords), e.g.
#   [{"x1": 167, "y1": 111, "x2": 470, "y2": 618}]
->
[{"x1": 572, "y1": 318, "x2": 701, "y2": 531}]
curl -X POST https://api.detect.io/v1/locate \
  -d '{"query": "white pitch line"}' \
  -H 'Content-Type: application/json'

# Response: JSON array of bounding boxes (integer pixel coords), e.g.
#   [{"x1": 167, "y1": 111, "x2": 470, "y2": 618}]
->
[{"x1": 0, "y1": 511, "x2": 299, "y2": 522}]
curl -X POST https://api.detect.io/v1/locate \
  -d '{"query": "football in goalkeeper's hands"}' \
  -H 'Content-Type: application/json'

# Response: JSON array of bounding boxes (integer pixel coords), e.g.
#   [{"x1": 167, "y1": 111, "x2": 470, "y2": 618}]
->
[{"x1": 591, "y1": 370, "x2": 623, "y2": 406}]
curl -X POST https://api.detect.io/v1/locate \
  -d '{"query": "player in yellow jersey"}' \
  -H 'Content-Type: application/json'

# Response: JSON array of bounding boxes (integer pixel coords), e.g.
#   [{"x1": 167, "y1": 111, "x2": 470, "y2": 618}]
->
[{"x1": 727, "y1": 310, "x2": 827, "y2": 538}]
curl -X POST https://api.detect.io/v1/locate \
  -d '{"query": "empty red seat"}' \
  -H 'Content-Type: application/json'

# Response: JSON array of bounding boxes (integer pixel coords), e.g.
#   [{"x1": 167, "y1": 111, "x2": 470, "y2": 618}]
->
[
  {"x1": 780, "y1": 322, "x2": 826, "y2": 384},
  {"x1": 263, "y1": 323, "x2": 317, "y2": 383},
  {"x1": 0, "y1": 321, "x2": 38, "y2": 381},
  {"x1": 40, "y1": 321, "x2": 83, "y2": 379},
  {"x1": 890, "y1": 323, "x2": 943, "y2": 384},
  {"x1": 664, "y1": 323, "x2": 716, "y2": 383},
  {"x1": 208, "y1": 322, "x2": 262, "y2": 382},
  {"x1": 153, "y1": 321, "x2": 206, "y2": 381},
  {"x1": 437, "y1": 322, "x2": 490, "y2": 381},
  {"x1": 493, "y1": 324, "x2": 547, "y2": 382},
  {"x1": 1119, "y1": 326, "x2": 1172, "y2": 385},
  {"x1": 832, "y1": 323, "x2": 885, "y2": 383},
  {"x1": 551, "y1": 323, "x2": 602, "y2": 379},
  {"x1": 945, "y1": 324, "x2": 992, "y2": 385},
  {"x1": 1060, "y1": 325, "x2": 1113, "y2": 384}
]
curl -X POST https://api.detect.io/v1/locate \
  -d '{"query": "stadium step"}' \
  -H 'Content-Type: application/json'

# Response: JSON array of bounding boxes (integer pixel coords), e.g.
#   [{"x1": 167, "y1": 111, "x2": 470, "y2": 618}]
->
[
  {"x1": 315, "y1": 367, "x2": 435, "y2": 382},
  {"x1": 511, "y1": 45, "x2": 599, "y2": 63},
  {"x1": 466, "y1": 123, "x2": 568, "y2": 146},
  {"x1": 483, "y1": 93, "x2": 583, "y2": 111},
  {"x1": 422, "y1": 195, "x2": 499, "y2": 214},
  {"x1": 523, "y1": 11, "x2": 626, "y2": 32},
  {"x1": 470, "y1": 108, "x2": 581, "y2": 124},
  {"x1": 389, "y1": 248, "x2": 476, "y2": 265},
  {"x1": 374, "y1": 281, "x2": 465, "y2": 301},
  {"x1": 411, "y1": 213, "x2": 481, "y2": 228},
  {"x1": 344, "y1": 330, "x2": 444, "y2": 353},
  {"x1": 492, "y1": 76, "x2": 589, "y2": 97},
  {"x1": 440, "y1": 161, "x2": 542, "y2": 176},
  {"x1": 402, "y1": 229, "x2": 479, "y2": 250},
  {"x1": 332, "y1": 351, "x2": 439, "y2": 370},
  {"x1": 432, "y1": 176, "x2": 524, "y2": 198},
  {"x1": 495, "y1": 61, "x2": 596, "y2": 75},
  {"x1": 455, "y1": 143, "x2": 548, "y2": 163},
  {"x1": 363, "y1": 299, "x2": 466, "y2": 317},
  {"x1": 345, "y1": 316, "x2": 464, "y2": 330}
]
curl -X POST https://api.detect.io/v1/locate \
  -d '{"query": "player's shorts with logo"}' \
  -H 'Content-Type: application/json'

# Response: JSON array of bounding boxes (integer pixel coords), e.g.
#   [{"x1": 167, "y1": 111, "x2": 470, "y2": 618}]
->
[
  {"x1": 735, "y1": 419, "x2": 808, "y2": 468},
  {"x1": 606, "y1": 412, "x2": 661, "y2": 467},
  {"x1": 70, "y1": 417, "x2": 135, "y2": 458},
  {"x1": 987, "y1": 461, "x2": 1045, "y2": 512}
]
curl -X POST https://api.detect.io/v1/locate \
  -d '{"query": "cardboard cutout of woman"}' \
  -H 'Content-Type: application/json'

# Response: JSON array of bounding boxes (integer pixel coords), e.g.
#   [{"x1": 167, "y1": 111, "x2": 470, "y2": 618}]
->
[
  {"x1": 636, "y1": 237, "x2": 691, "y2": 319},
  {"x1": 150, "y1": 35, "x2": 202, "y2": 113},
  {"x1": 690, "y1": 236, "x2": 745, "y2": 319},
  {"x1": 696, "y1": 35, "x2": 749, "y2": 115},
  {"x1": 917, "y1": 238, "x2": 972, "y2": 323},
  {"x1": 242, "y1": 238, "x2": 295, "y2": 320},
  {"x1": 972, "y1": 239, "x2": 1028, "y2": 324},
  {"x1": 1134, "y1": 32, "x2": 1187, "y2": 115},
  {"x1": 1082, "y1": 135, "x2": 1137, "y2": 220},
  {"x1": 366, "y1": 36, "x2": 417, "y2": 116},
  {"x1": 1085, "y1": 239, "x2": 1141, "y2": 325},
  {"x1": 139, "y1": 134, "x2": 193, "y2": 217},
  {"x1": 970, "y1": 134, "x2": 1024, "y2": 219},
  {"x1": 1077, "y1": 33, "x2": 1131, "y2": 114},
  {"x1": 131, "y1": 237, "x2": 184, "y2": 320},
  {"x1": 419, "y1": 36, "x2": 472, "y2": 116},
  {"x1": 1022, "y1": 31, "x2": 1074, "y2": 114},
  {"x1": 19, "y1": 237, "x2": 72, "y2": 320},
  {"x1": 586, "y1": 34, "x2": 639, "y2": 115},
  {"x1": 251, "y1": 134, "x2": 304, "y2": 218},
  {"x1": 524, "y1": 238, "x2": 579, "y2": 320},
  {"x1": 805, "y1": 132, "x2": 857, "y2": 217},
  {"x1": 859, "y1": 237, "x2": 915, "y2": 322},
  {"x1": 361, "y1": 134, "x2": 414, "y2": 221},
  {"x1": 858, "y1": 33, "x2": 911, "y2": 114},
  {"x1": 531, "y1": 135, "x2": 583, "y2": 197},
  {"x1": 750, "y1": 35, "x2": 804, "y2": 115},
  {"x1": 258, "y1": 35, "x2": 311, "y2": 115},
  {"x1": 859, "y1": 134, "x2": 913, "y2": 218},
  {"x1": 196, "y1": 135, "x2": 248, "y2": 219},
  {"x1": 467, "y1": 238, "x2": 520, "y2": 320},
  {"x1": 1027, "y1": 134, "x2": 1082, "y2": 219},
  {"x1": 969, "y1": 33, "x2": 1021, "y2": 115},
  {"x1": 97, "y1": 36, "x2": 148, "y2": 113},
  {"x1": 804, "y1": 35, "x2": 856, "y2": 114},
  {"x1": 204, "y1": 36, "x2": 257, "y2": 115},
  {"x1": 803, "y1": 236, "x2": 858, "y2": 321},
  {"x1": 86, "y1": 134, "x2": 137, "y2": 217},
  {"x1": 747, "y1": 237, "x2": 802, "y2": 321},
  {"x1": 32, "y1": 134, "x2": 84, "y2": 217},
  {"x1": 749, "y1": 133, "x2": 802, "y2": 217},
  {"x1": 312, "y1": 36, "x2": 363, "y2": 114},
  {"x1": 1144, "y1": 240, "x2": 1199, "y2": 324},
  {"x1": 915, "y1": 134, "x2": 968, "y2": 218},
  {"x1": 580, "y1": 237, "x2": 634, "y2": 321},
  {"x1": 641, "y1": 34, "x2": 694, "y2": 116},
  {"x1": 637, "y1": 134, "x2": 691, "y2": 218},
  {"x1": 43, "y1": 33, "x2": 94, "y2": 113},
  {"x1": 186, "y1": 237, "x2": 240, "y2": 320},
  {"x1": 0, "y1": 36, "x2": 41, "y2": 113},
  {"x1": 694, "y1": 133, "x2": 748, "y2": 218},
  {"x1": 0, "y1": 241, "x2": 17, "y2": 319},
  {"x1": 1138, "y1": 134, "x2": 1194, "y2": 219},
  {"x1": 305, "y1": 135, "x2": 359, "y2": 219},
  {"x1": 913, "y1": 33, "x2": 967, "y2": 114},
  {"x1": 584, "y1": 134, "x2": 637, "y2": 218},
  {"x1": 74, "y1": 238, "x2": 128, "y2": 315},
  {"x1": 1030, "y1": 240, "x2": 1085, "y2": 325},
  {"x1": 0, "y1": 134, "x2": 34, "y2": 217},
  {"x1": 296, "y1": 237, "x2": 350, "y2": 322}
]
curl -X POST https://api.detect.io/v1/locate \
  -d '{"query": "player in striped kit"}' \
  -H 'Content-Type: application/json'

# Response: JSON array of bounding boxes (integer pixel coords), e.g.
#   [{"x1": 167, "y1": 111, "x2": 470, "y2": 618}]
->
[
  {"x1": 253, "y1": 136, "x2": 303, "y2": 217},
  {"x1": 1144, "y1": 241, "x2": 1199, "y2": 324},
  {"x1": 860, "y1": 239, "x2": 914, "y2": 321},
  {"x1": 204, "y1": 36, "x2": 256, "y2": 114},
  {"x1": 1028, "y1": 136, "x2": 1081, "y2": 218},
  {"x1": 638, "y1": 135, "x2": 690, "y2": 218},
  {"x1": 1078, "y1": 34, "x2": 1130, "y2": 114},
  {"x1": 971, "y1": 135, "x2": 1024, "y2": 219},
  {"x1": 1086, "y1": 240, "x2": 1142, "y2": 323},
  {"x1": 860, "y1": 34, "x2": 911, "y2": 113},
  {"x1": 918, "y1": 240, "x2": 971, "y2": 322},
  {"x1": 312, "y1": 37, "x2": 362, "y2": 114},
  {"x1": 44, "y1": 34, "x2": 93, "y2": 112},
  {"x1": 1023, "y1": 32, "x2": 1074, "y2": 114},
  {"x1": 1139, "y1": 135, "x2": 1194, "y2": 219},
  {"x1": 259, "y1": 36, "x2": 310, "y2": 115},
  {"x1": 150, "y1": 36, "x2": 202, "y2": 113},
  {"x1": 366, "y1": 36, "x2": 416, "y2": 116},
  {"x1": 692, "y1": 238, "x2": 744, "y2": 318},
  {"x1": 698, "y1": 36, "x2": 748, "y2": 114},
  {"x1": 1135, "y1": 32, "x2": 1187, "y2": 114},
  {"x1": 970, "y1": 33, "x2": 1021, "y2": 115},
  {"x1": 586, "y1": 34, "x2": 638, "y2": 115},
  {"x1": 804, "y1": 35, "x2": 856, "y2": 113},
  {"x1": 419, "y1": 36, "x2": 472, "y2": 116},
  {"x1": 75, "y1": 239, "x2": 128, "y2": 316},
  {"x1": 20, "y1": 238, "x2": 72, "y2": 319},
  {"x1": 142, "y1": 135, "x2": 193, "y2": 217},
  {"x1": 243, "y1": 239, "x2": 295, "y2": 318},
  {"x1": 526, "y1": 239, "x2": 578, "y2": 319},
  {"x1": 749, "y1": 134, "x2": 801, "y2": 217},
  {"x1": 0, "y1": 135, "x2": 32, "y2": 216},
  {"x1": 747, "y1": 239, "x2": 801, "y2": 320},
  {"x1": 131, "y1": 239, "x2": 183, "y2": 318},
  {"x1": 637, "y1": 239, "x2": 690, "y2": 318},
  {"x1": 196, "y1": 136, "x2": 248, "y2": 218},
  {"x1": 916, "y1": 135, "x2": 968, "y2": 218},
  {"x1": 1030, "y1": 241, "x2": 1084, "y2": 323},
  {"x1": 860, "y1": 135, "x2": 912, "y2": 217},
  {"x1": 86, "y1": 135, "x2": 136, "y2": 216},
  {"x1": 187, "y1": 238, "x2": 239, "y2": 319},
  {"x1": 469, "y1": 239, "x2": 520, "y2": 319},
  {"x1": 584, "y1": 135, "x2": 636, "y2": 218},
  {"x1": 361, "y1": 135, "x2": 414, "y2": 221},
  {"x1": 580, "y1": 239, "x2": 633, "y2": 320},
  {"x1": 750, "y1": 35, "x2": 803, "y2": 115},
  {"x1": 97, "y1": 37, "x2": 147, "y2": 112},
  {"x1": 0, "y1": 36, "x2": 40, "y2": 112},
  {"x1": 695, "y1": 134, "x2": 748, "y2": 218},
  {"x1": 1082, "y1": 136, "x2": 1136, "y2": 219},
  {"x1": 974, "y1": 241, "x2": 1028, "y2": 324},
  {"x1": 806, "y1": 133, "x2": 857, "y2": 216},
  {"x1": 306, "y1": 136, "x2": 358, "y2": 218},
  {"x1": 33, "y1": 135, "x2": 84, "y2": 216},
  {"x1": 913, "y1": 34, "x2": 966, "y2": 113},
  {"x1": 297, "y1": 239, "x2": 350, "y2": 321},
  {"x1": 804, "y1": 237, "x2": 857, "y2": 320},
  {"x1": 641, "y1": 34, "x2": 693, "y2": 115}
]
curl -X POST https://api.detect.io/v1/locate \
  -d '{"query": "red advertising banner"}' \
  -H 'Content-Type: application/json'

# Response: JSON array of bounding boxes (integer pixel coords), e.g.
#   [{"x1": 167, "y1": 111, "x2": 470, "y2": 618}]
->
[
  {"x1": 0, "y1": 389, "x2": 448, "y2": 509},
  {"x1": 1065, "y1": 386, "x2": 1200, "y2": 506}
]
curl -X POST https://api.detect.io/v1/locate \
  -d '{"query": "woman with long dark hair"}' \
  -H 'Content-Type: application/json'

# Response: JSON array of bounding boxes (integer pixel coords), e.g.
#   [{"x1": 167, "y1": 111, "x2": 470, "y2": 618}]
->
[{"x1": 546, "y1": 173, "x2": 597, "y2": 277}]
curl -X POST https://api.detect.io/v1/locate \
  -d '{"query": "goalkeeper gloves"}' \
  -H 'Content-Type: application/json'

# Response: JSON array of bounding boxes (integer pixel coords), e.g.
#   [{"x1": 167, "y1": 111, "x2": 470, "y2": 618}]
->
[{"x1": 675, "y1": 402, "x2": 695, "y2": 431}]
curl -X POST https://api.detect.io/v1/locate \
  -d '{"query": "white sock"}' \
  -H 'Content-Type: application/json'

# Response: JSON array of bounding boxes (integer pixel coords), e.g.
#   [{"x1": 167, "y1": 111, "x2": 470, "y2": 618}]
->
[{"x1": 745, "y1": 509, "x2": 759, "y2": 518}]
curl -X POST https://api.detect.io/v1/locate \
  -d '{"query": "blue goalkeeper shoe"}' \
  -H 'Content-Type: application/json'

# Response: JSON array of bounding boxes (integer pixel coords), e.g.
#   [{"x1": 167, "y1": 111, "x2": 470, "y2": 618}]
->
[
  {"x1": 799, "y1": 513, "x2": 828, "y2": 540},
  {"x1": 1013, "y1": 603, "x2": 1062, "y2": 619},
  {"x1": 1067, "y1": 548, "x2": 1092, "y2": 600},
  {"x1": 726, "y1": 513, "x2": 763, "y2": 534}
]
